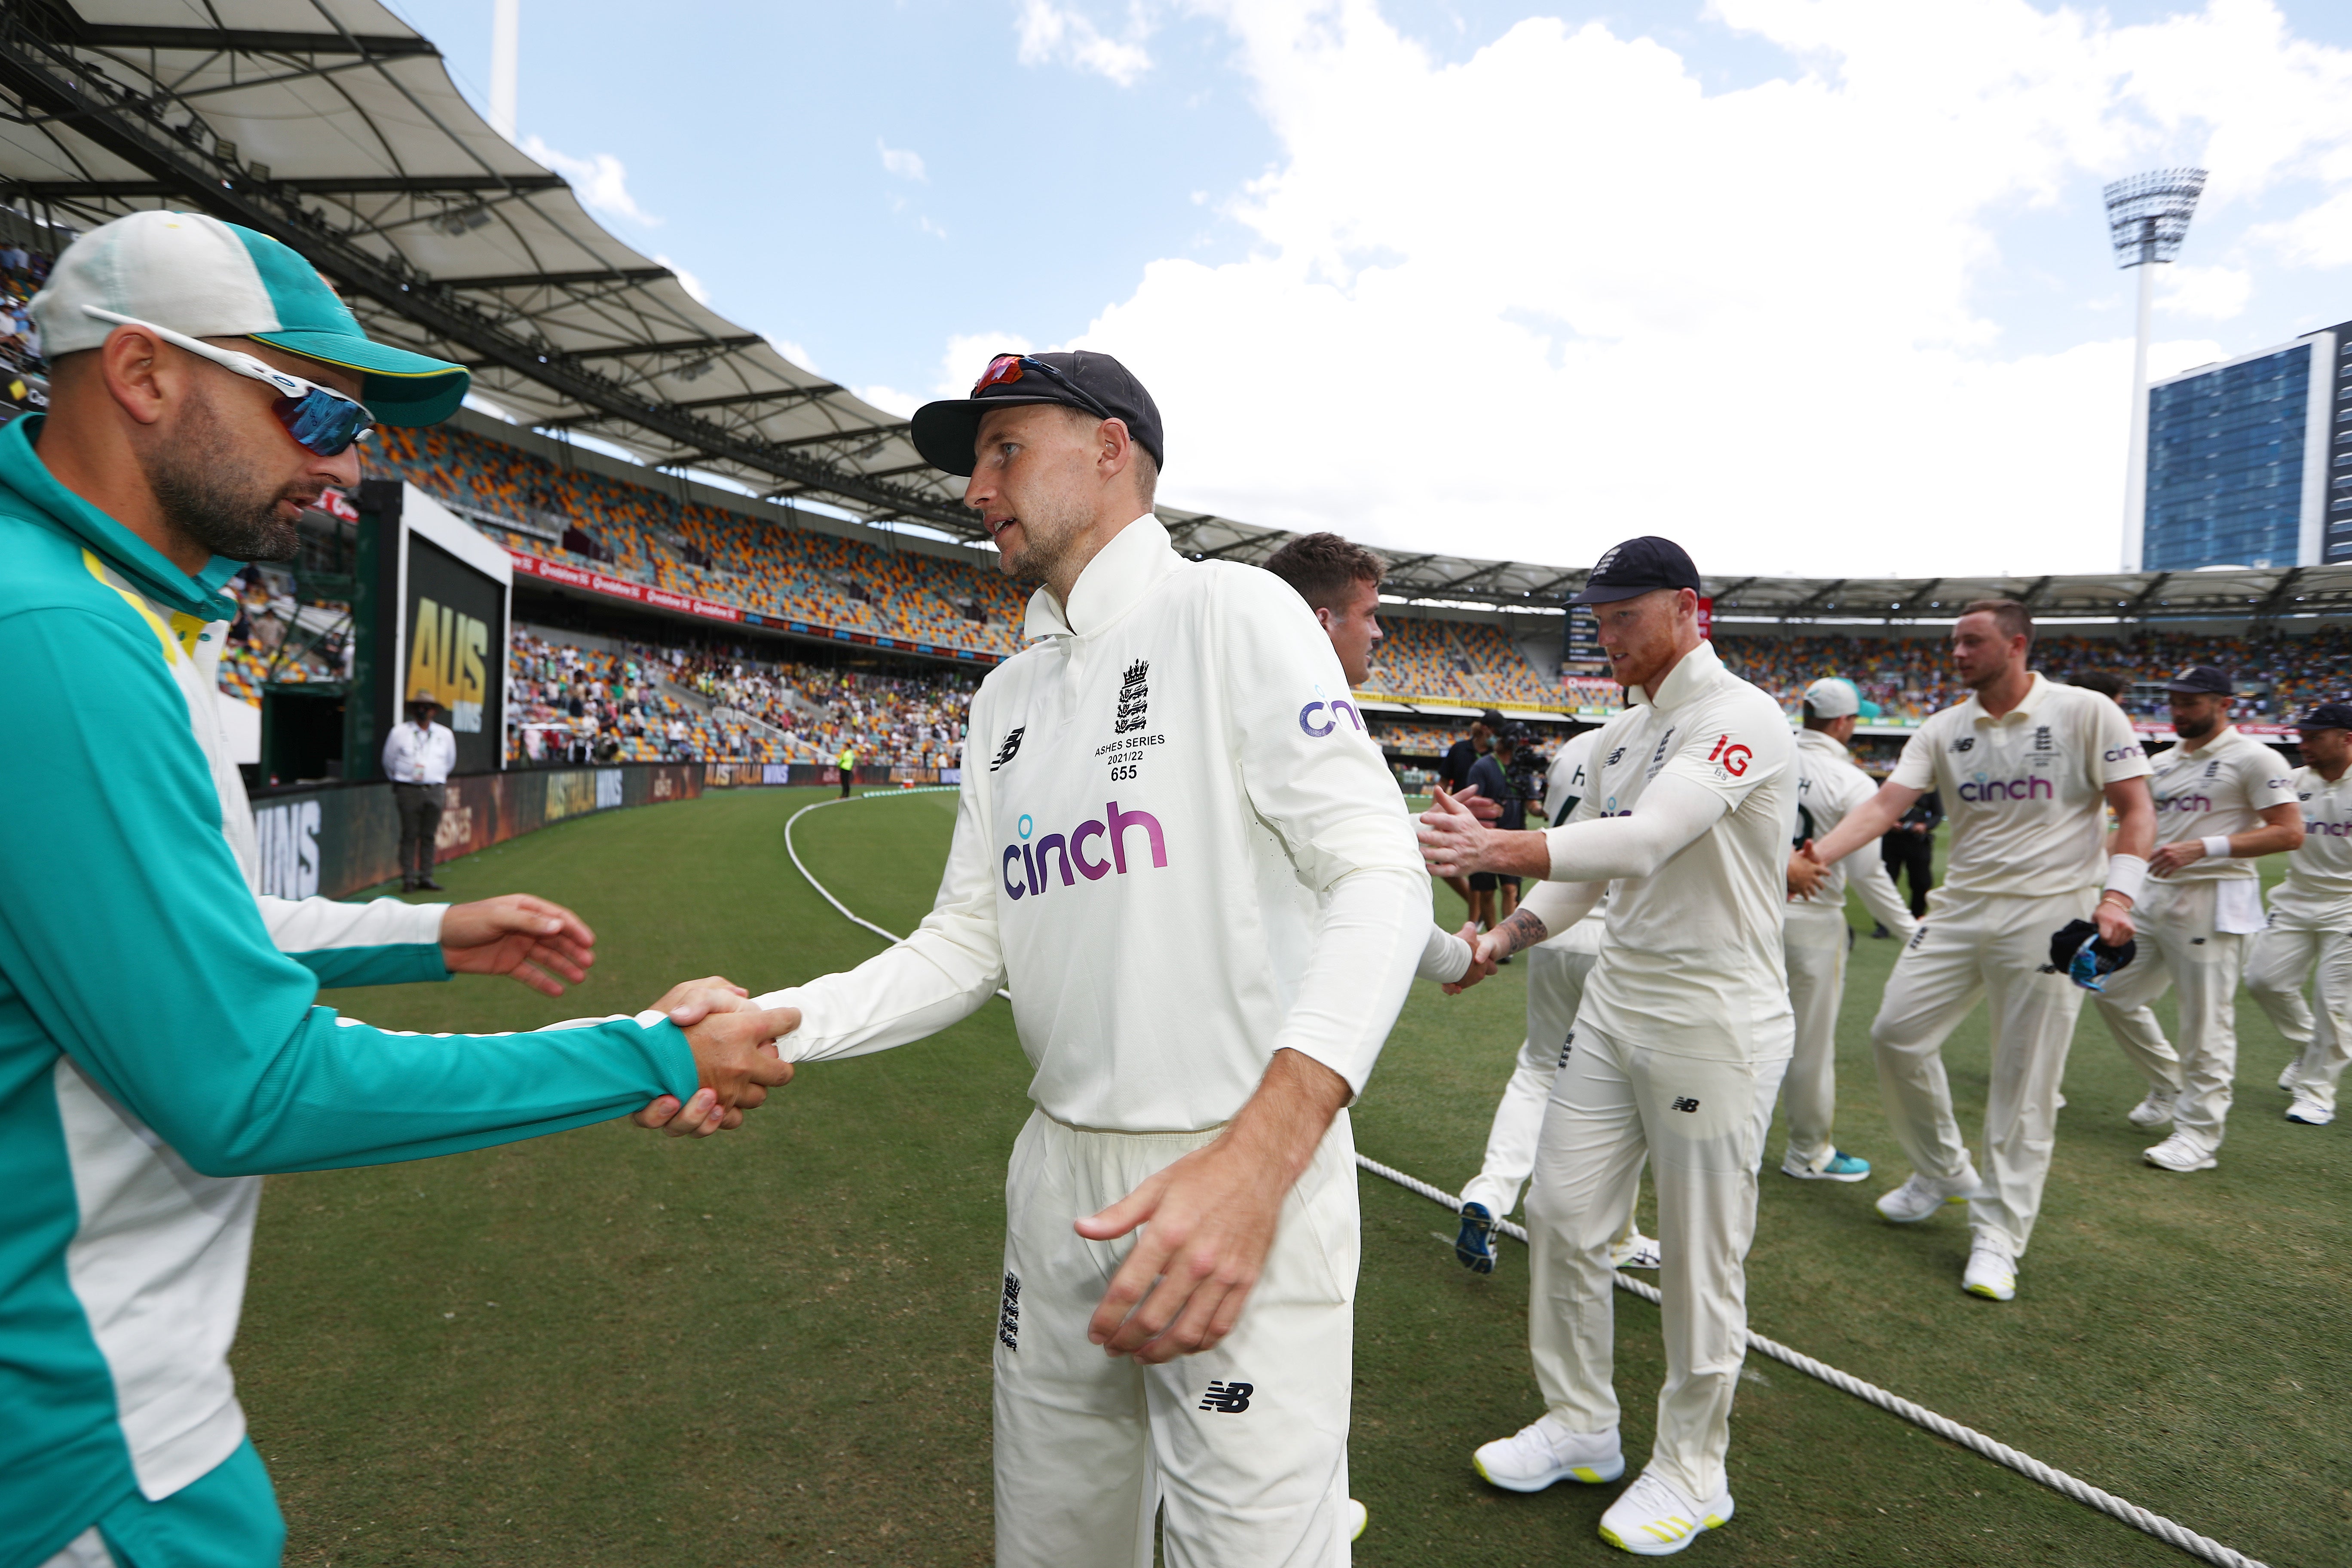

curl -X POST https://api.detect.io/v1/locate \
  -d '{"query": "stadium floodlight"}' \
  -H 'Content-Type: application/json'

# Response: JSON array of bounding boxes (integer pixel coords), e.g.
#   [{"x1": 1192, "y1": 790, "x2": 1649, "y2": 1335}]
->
[{"x1": 2104, "y1": 167, "x2": 2206, "y2": 573}]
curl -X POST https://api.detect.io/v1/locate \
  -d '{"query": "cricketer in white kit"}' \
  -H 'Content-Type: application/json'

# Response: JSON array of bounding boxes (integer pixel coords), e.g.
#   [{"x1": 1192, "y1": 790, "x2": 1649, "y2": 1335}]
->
[
  {"x1": 748, "y1": 354, "x2": 1427, "y2": 1568},
  {"x1": 2089, "y1": 665, "x2": 2302, "y2": 1171},
  {"x1": 1793, "y1": 600, "x2": 2155, "y2": 1302},
  {"x1": 1458, "y1": 728, "x2": 1610, "y2": 1227},
  {"x1": 1781, "y1": 679, "x2": 1919, "y2": 1182},
  {"x1": 1421, "y1": 537, "x2": 1796, "y2": 1557},
  {"x1": 2245, "y1": 703, "x2": 2352, "y2": 1126}
]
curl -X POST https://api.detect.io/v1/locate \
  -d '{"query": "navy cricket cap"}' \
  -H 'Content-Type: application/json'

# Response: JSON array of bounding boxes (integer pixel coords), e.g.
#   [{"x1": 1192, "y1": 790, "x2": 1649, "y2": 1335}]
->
[
  {"x1": 2162, "y1": 665, "x2": 2233, "y2": 697},
  {"x1": 1571, "y1": 536, "x2": 1702, "y2": 605},
  {"x1": 2298, "y1": 701, "x2": 2352, "y2": 732},
  {"x1": 911, "y1": 350, "x2": 1164, "y2": 478}
]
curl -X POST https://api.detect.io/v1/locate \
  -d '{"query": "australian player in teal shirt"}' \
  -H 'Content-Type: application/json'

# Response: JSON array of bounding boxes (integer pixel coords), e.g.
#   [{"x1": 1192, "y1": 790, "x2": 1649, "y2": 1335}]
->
[{"x1": 0, "y1": 211, "x2": 798, "y2": 1568}]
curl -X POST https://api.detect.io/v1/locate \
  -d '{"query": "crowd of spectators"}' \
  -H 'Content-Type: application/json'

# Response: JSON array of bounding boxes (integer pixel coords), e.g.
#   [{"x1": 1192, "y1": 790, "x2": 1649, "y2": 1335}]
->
[
  {"x1": 1360, "y1": 617, "x2": 1555, "y2": 704},
  {"x1": 370, "y1": 424, "x2": 1031, "y2": 655},
  {"x1": 214, "y1": 566, "x2": 348, "y2": 704},
  {"x1": 502, "y1": 631, "x2": 972, "y2": 770},
  {"x1": 1, "y1": 240, "x2": 54, "y2": 414},
  {"x1": 1712, "y1": 628, "x2": 2352, "y2": 724}
]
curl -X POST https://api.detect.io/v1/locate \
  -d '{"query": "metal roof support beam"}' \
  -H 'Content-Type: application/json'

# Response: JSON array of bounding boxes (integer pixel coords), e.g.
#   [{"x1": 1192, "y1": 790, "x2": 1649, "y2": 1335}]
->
[
  {"x1": 52, "y1": 21, "x2": 439, "y2": 57},
  {"x1": 10, "y1": 174, "x2": 568, "y2": 197},
  {"x1": 552, "y1": 334, "x2": 764, "y2": 363},
  {"x1": 441, "y1": 266, "x2": 673, "y2": 290},
  {"x1": 772, "y1": 421, "x2": 909, "y2": 451}
]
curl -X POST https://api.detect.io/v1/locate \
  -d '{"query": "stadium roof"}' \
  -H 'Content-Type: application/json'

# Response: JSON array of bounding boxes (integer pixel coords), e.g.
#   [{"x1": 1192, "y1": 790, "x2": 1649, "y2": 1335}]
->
[
  {"x1": 0, "y1": 0, "x2": 985, "y2": 527},
  {"x1": 6, "y1": 4, "x2": 2350, "y2": 628}
]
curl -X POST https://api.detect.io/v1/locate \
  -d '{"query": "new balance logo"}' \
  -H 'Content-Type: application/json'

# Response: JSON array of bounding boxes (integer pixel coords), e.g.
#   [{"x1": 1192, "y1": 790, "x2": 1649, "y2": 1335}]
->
[
  {"x1": 1557, "y1": 1029, "x2": 1576, "y2": 1070},
  {"x1": 989, "y1": 727, "x2": 1026, "y2": 772},
  {"x1": 1671, "y1": 1096, "x2": 1700, "y2": 1113},
  {"x1": 1199, "y1": 1380, "x2": 1254, "y2": 1413},
  {"x1": 998, "y1": 1272, "x2": 1020, "y2": 1351}
]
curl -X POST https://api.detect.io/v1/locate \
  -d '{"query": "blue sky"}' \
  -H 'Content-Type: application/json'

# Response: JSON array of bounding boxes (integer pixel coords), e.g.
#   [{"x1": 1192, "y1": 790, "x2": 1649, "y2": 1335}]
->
[{"x1": 385, "y1": 1, "x2": 2352, "y2": 577}]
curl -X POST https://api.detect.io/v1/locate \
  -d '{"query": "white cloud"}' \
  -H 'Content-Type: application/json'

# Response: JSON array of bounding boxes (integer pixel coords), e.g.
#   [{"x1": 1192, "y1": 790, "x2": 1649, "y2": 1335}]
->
[
  {"x1": 879, "y1": 140, "x2": 928, "y2": 182},
  {"x1": 2249, "y1": 187, "x2": 2352, "y2": 267},
  {"x1": 857, "y1": 383, "x2": 922, "y2": 418},
  {"x1": 1050, "y1": 0, "x2": 2352, "y2": 576},
  {"x1": 523, "y1": 135, "x2": 661, "y2": 227},
  {"x1": 764, "y1": 335, "x2": 821, "y2": 374},
  {"x1": 653, "y1": 253, "x2": 711, "y2": 306},
  {"x1": 933, "y1": 331, "x2": 1036, "y2": 398},
  {"x1": 1017, "y1": 0, "x2": 1154, "y2": 87},
  {"x1": 2156, "y1": 262, "x2": 2252, "y2": 318}
]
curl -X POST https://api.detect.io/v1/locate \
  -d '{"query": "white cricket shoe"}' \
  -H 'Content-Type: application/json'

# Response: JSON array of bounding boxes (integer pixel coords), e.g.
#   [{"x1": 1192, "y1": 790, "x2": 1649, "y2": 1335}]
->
[
  {"x1": 1611, "y1": 1231, "x2": 1663, "y2": 1269},
  {"x1": 2144, "y1": 1132, "x2": 2217, "y2": 1172},
  {"x1": 2126, "y1": 1090, "x2": 2176, "y2": 1128},
  {"x1": 1597, "y1": 1470, "x2": 1733, "y2": 1556},
  {"x1": 1344, "y1": 1498, "x2": 1367, "y2": 1542},
  {"x1": 1962, "y1": 1236, "x2": 2016, "y2": 1302},
  {"x1": 1874, "y1": 1164, "x2": 1986, "y2": 1223},
  {"x1": 2285, "y1": 1094, "x2": 2334, "y2": 1127},
  {"x1": 1472, "y1": 1413, "x2": 1626, "y2": 1492}
]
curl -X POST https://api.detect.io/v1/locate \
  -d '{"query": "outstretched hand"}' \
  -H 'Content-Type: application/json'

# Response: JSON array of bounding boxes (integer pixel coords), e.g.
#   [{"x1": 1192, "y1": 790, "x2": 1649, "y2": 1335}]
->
[
  {"x1": 1440, "y1": 921, "x2": 1498, "y2": 995},
  {"x1": 628, "y1": 980, "x2": 795, "y2": 1138},
  {"x1": 1418, "y1": 786, "x2": 1493, "y2": 878},
  {"x1": 439, "y1": 894, "x2": 597, "y2": 996},
  {"x1": 1785, "y1": 843, "x2": 1827, "y2": 900}
]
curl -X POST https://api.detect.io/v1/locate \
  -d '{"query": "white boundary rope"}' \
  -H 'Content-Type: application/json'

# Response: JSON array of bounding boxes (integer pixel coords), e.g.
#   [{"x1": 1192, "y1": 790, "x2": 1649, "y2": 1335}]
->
[{"x1": 785, "y1": 789, "x2": 2268, "y2": 1568}]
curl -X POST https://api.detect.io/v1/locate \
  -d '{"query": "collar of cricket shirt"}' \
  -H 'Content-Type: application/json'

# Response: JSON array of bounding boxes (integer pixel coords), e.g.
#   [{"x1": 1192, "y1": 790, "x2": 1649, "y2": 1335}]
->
[
  {"x1": 1626, "y1": 637, "x2": 1725, "y2": 711},
  {"x1": 1963, "y1": 669, "x2": 2051, "y2": 728},
  {"x1": 1022, "y1": 513, "x2": 1176, "y2": 641},
  {"x1": 0, "y1": 413, "x2": 244, "y2": 621}
]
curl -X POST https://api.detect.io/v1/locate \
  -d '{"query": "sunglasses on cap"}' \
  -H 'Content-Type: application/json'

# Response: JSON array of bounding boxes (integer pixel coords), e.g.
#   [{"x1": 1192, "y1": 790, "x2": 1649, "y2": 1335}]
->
[
  {"x1": 82, "y1": 306, "x2": 377, "y2": 458},
  {"x1": 971, "y1": 353, "x2": 1115, "y2": 422}
]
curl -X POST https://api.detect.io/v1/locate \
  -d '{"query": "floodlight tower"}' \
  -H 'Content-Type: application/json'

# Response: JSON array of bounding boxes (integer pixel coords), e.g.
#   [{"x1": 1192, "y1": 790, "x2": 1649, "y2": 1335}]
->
[{"x1": 2104, "y1": 167, "x2": 2207, "y2": 573}]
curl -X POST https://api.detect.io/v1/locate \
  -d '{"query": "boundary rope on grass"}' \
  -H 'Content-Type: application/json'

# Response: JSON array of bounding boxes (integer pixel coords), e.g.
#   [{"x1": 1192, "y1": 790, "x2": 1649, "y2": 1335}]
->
[{"x1": 785, "y1": 789, "x2": 2268, "y2": 1568}]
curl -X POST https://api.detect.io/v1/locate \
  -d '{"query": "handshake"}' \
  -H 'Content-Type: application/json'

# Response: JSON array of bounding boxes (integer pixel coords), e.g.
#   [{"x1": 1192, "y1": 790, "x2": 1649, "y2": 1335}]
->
[{"x1": 434, "y1": 892, "x2": 799, "y2": 1140}]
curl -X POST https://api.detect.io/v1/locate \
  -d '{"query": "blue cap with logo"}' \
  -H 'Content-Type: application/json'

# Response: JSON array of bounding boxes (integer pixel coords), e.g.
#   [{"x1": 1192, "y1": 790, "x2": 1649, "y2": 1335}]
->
[{"x1": 2297, "y1": 701, "x2": 2352, "y2": 733}]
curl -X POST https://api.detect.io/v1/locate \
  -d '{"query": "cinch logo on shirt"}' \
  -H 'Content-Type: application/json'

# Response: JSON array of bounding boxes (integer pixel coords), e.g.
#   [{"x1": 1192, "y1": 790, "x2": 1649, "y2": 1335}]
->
[
  {"x1": 2104, "y1": 745, "x2": 2143, "y2": 763},
  {"x1": 1957, "y1": 775, "x2": 2055, "y2": 802},
  {"x1": 1298, "y1": 696, "x2": 1365, "y2": 737},
  {"x1": 1001, "y1": 802, "x2": 1169, "y2": 898},
  {"x1": 2156, "y1": 793, "x2": 2214, "y2": 814},
  {"x1": 2306, "y1": 818, "x2": 2352, "y2": 837}
]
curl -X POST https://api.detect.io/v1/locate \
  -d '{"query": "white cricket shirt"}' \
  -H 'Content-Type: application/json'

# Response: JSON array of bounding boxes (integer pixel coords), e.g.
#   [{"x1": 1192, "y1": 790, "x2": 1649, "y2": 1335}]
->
[
  {"x1": 1889, "y1": 675, "x2": 2150, "y2": 899},
  {"x1": 2274, "y1": 765, "x2": 2352, "y2": 912},
  {"x1": 380, "y1": 720, "x2": 456, "y2": 784},
  {"x1": 1790, "y1": 727, "x2": 1917, "y2": 939},
  {"x1": 1540, "y1": 730, "x2": 1606, "y2": 925},
  {"x1": 1562, "y1": 641, "x2": 1796, "y2": 1063},
  {"x1": 2141, "y1": 726, "x2": 2299, "y2": 883},
  {"x1": 754, "y1": 518, "x2": 1427, "y2": 1132}
]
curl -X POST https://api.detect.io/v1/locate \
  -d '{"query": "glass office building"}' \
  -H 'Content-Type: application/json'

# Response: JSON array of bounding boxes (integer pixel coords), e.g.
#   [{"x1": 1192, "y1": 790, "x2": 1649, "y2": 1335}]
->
[{"x1": 2141, "y1": 320, "x2": 2352, "y2": 569}]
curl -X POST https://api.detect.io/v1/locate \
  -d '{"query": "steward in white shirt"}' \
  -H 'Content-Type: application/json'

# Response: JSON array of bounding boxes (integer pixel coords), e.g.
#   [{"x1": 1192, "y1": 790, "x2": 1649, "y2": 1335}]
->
[
  {"x1": 743, "y1": 354, "x2": 1427, "y2": 1565},
  {"x1": 2089, "y1": 666, "x2": 2301, "y2": 1170},
  {"x1": 380, "y1": 695, "x2": 457, "y2": 892},
  {"x1": 1793, "y1": 600, "x2": 2155, "y2": 1303},
  {"x1": 1781, "y1": 679, "x2": 1919, "y2": 1185},
  {"x1": 1419, "y1": 536, "x2": 1795, "y2": 1557},
  {"x1": 2241, "y1": 703, "x2": 2352, "y2": 1126}
]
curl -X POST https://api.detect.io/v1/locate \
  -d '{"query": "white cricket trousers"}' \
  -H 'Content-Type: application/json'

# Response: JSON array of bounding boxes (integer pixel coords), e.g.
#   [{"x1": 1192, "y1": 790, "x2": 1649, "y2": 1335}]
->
[
  {"x1": 1870, "y1": 888, "x2": 2098, "y2": 1257},
  {"x1": 1781, "y1": 903, "x2": 1852, "y2": 1170},
  {"x1": 2245, "y1": 891, "x2": 2352, "y2": 1113},
  {"x1": 1522, "y1": 1023, "x2": 1788, "y2": 1506},
  {"x1": 1461, "y1": 924, "x2": 1601, "y2": 1219},
  {"x1": 2091, "y1": 880, "x2": 2238, "y2": 1152},
  {"x1": 993, "y1": 1108, "x2": 1359, "y2": 1568}
]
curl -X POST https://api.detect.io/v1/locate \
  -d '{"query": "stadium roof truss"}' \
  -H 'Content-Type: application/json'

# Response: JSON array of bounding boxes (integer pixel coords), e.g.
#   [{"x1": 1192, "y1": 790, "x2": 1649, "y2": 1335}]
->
[
  {"x1": 0, "y1": 0, "x2": 988, "y2": 529},
  {"x1": 6, "y1": 3, "x2": 2351, "y2": 628}
]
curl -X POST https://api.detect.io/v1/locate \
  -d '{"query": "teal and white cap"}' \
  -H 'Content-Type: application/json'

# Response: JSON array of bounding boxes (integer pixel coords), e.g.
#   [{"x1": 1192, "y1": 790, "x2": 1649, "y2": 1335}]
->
[
  {"x1": 1803, "y1": 676, "x2": 1880, "y2": 720},
  {"x1": 29, "y1": 210, "x2": 468, "y2": 425}
]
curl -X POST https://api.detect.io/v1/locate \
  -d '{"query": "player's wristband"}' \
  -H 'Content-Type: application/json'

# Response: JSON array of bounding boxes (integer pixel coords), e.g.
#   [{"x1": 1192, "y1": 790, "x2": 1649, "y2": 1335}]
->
[
  {"x1": 2201, "y1": 835, "x2": 2233, "y2": 861},
  {"x1": 2104, "y1": 853, "x2": 2148, "y2": 906}
]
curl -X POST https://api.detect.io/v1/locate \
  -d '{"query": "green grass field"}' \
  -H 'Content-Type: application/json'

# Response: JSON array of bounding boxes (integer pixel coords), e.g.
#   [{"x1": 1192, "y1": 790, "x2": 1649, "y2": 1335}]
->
[{"x1": 242, "y1": 786, "x2": 2352, "y2": 1565}]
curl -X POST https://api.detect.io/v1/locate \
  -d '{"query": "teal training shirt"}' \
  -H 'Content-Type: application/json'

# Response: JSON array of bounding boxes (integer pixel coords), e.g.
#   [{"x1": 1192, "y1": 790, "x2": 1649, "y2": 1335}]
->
[{"x1": 0, "y1": 415, "x2": 700, "y2": 1566}]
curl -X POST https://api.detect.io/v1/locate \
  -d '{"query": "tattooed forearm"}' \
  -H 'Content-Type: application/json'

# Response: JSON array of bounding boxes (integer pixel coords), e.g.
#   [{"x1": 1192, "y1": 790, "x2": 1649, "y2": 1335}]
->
[{"x1": 1497, "y1": 907, "x2": 1549, "y2": 956}]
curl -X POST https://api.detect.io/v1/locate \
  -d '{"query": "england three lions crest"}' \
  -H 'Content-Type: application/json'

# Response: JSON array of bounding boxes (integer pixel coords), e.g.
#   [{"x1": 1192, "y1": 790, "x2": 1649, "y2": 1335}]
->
[{"x1": 1115, "y1": 659, "x2": 1150, "y2": 735}]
